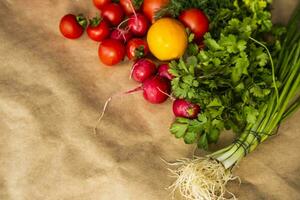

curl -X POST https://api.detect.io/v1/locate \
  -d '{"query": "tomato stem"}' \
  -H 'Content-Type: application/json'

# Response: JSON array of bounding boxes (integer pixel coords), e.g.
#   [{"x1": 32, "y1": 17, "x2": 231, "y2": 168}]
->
[
  {"x1": 134, "y1": 46, "x2": 146, "y2": 59},
  {"x1": 76, "y1": 14, "x2": 88, "y2": 29},
  {"x1": 89, "y1": 15, "x2": 103, "y2": 27}
]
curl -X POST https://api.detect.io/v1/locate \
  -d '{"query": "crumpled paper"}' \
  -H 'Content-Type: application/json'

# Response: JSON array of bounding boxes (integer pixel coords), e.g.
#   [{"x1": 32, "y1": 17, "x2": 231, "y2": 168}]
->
[{"x1": 0, "y1": 0, "x2": 299, "y2": 199}]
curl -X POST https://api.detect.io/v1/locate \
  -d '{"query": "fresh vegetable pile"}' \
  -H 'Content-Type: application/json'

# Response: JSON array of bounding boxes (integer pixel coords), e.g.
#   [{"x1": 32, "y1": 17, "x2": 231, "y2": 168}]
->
[
  {"x1": 59, "y1": 0, "x2": 192, "y2": 104},
  {"x1": 59, "y1": 0, "x2": 300, "y2": 199}
]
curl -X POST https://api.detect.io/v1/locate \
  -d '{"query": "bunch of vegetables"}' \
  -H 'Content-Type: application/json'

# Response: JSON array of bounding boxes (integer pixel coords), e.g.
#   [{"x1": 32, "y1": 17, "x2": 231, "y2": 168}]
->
[
  {"x1": 59, "y1": 0, "x2": 150, "y2": 65},
  {"x1": 59, "y1": 0, "x2": 300, "y2": 199},
  {"x1": 165, "y1": 0, "x2": 300, "y2": 199},
  {"x1": 59, "y1": 0, "x2": 210, "y2": 105}
]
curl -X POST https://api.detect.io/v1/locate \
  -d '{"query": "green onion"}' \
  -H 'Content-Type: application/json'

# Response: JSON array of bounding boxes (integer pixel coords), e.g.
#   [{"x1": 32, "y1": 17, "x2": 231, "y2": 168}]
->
[{"x1": 168, "y1": 6, "x2": 300, "y2": 200}]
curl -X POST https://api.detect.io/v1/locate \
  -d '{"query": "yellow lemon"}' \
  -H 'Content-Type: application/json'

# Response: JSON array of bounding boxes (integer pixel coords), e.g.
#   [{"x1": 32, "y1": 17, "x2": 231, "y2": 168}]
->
[{"x1": 147, "y1": 18, "x2": 188, "y2": 61}]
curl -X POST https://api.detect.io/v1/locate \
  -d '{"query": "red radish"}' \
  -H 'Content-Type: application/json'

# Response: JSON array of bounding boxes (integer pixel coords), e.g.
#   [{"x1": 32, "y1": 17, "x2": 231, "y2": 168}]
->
[
  {"x1": 87, "y1": 17, "x2": 110, "y2": 42},
  {"x1": 158, "y1": 63, "x2": 174, "y2": 80},
  {"x1": 94, "y1": 76, "x2": 170, "y2": 131},
  {"x1": 142, "y1": 76, "x2": 171, "y2": 104},
  {"x1": 179, "y1": 8, "x2": 209, "y2": 41},
  {"x1": 98, "y1": 76, "x2": 170, "y2": 123},
  {"x1": 93, "y1": 0, "x2": 111, "y2": 10},
  {"x1": 110, "y1": 29, "x2": 133, "y2": 43},
  {"x1": 131, "y1": 59, "x2": 157, "y2": 83},
  {"x1": 59, "y1": 14, "x2": 87, "y2": 39},
  {"x1": 128, "y1": 13, "x2": 150, "y2": 36},
  {"x1": 111, "y1": 76, "x2": 171, "y2": 104},
  {"x1": 126, "y1": 38, "x2": 149, "y2": 60},
  {"x1": 173, "y1": 99, "x2": 200, "y2": 119},
  {"x1": 101, "y1": 3, "x2": 125, "y2": 26}
]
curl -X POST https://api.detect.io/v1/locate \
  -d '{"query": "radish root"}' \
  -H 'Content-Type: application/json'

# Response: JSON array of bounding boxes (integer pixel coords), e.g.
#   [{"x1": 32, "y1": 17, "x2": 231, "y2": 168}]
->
[
  {"x1": 115, "y1": 0, "x2": 138, "y2": 43},
  {"x1": 129, "y1": 62, "x2": 139, "y2": 80},
  {"x1": 166, "y1": 157, "x2": 238, "y2": 200},
  {"x1": 94, "y1": 96, "x2": 113, "y2": 134},
  {"x1": 93, "y1": 87, "x2": 143, "y2": 134},
  {"x1": 157, "y1": 87, "x2": 175, "y2": 101}
]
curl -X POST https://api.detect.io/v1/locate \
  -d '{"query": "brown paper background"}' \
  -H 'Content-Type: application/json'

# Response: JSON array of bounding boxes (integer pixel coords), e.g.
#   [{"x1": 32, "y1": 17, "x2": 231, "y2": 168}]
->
[{"x1": 0, "y1": 0, "x2": 299, "y2": 199}]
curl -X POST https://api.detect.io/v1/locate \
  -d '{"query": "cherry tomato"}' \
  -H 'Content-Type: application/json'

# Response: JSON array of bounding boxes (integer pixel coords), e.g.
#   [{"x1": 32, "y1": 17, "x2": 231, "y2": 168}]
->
[
  {"x1": 128, "y1": 13, "x2": 150, "y2": 36},
  {"x1": 101, "y1": 3, "x2": 125, "y2": 26},
  {"x1": 59, "y1": 14, "x2": 87, "y2": 39},
  {"x1": 179, "y1": 8, "x2": 209, "y2": 41},
  {"x1": 126, "y1": 38, "x2": 149, "y2": 60},
  {"x1": 98, "y1": 39, "x2": 126, "y2": 66},
  {"x1": 87, "y1": 17, "x2": 110, "y2": 42},
  {"x1": 93, "y1": 0, "x2": 111, "y2": 10},
  {"x1": 142, "y1": 0, "x2": 169, "y2": 23},
  {"x1": 110, "y1": 29, "x2": 133, "y2": 43},
  {"x1": 120, "y1": 0, "x2": 135, "y2": 16}
]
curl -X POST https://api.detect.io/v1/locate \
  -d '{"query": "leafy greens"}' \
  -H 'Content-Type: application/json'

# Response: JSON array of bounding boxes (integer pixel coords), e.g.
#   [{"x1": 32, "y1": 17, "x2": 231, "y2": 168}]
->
[{"x1": 169, "y1": 0, "x2": 286, "y2": 149}]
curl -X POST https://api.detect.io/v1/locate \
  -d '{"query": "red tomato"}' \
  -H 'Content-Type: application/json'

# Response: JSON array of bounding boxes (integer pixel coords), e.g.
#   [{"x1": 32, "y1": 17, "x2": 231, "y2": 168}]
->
[
  {"x1": 179, "y1": 8, "x2": 209, "y2": 41},
  {"x1": 120, "y1": 0, "x2": 136, "y2": 16},
  {"x1": 110, "y1": 29, "x2": 133, "y2": 43},
  {"x1": 98, "y1": 39, "x2": 125, "y2": 66},
  {"x1": 59, "y1": 14, "x2": 87, "y2": 39},
  {"x1": 93, "y1": 0, "x2": 111, "y2": 10},
  {"x1": 128, "y1": 13, "x2": 150, "y2": 36},
  {"x1": 142, "y1": 0, "x2": 169, "y2": 23},
  {"x1": 126, "y1": 38, "x2": 149, "y2": 60},
  {"x1": 87, "y1": 18, "x2": 110, "y2": 42},
  {"x1": 101, "y1": 3, "x2": 125, "y2": 26}
]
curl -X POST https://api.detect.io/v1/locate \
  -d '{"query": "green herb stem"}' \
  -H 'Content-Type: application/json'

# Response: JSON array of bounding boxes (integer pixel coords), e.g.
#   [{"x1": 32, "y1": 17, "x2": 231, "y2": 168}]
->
[{"x1": 249, "y1": 37, "x2": 279, "y2": 103}]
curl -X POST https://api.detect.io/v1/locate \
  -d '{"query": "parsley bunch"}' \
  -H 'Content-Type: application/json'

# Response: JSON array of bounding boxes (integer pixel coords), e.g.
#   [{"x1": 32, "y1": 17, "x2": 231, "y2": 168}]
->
[{"x1": 169, "y1": 0, "x2": 286, "y2": 149}]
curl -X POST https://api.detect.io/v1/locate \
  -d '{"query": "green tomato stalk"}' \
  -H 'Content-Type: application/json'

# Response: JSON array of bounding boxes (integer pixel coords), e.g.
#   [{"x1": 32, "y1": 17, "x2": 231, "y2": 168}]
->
[{"x1": 167, "y1": 6, "x2": 300, "y2": 200}]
